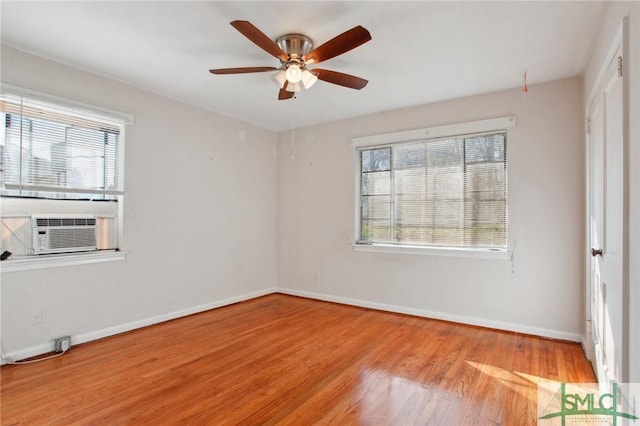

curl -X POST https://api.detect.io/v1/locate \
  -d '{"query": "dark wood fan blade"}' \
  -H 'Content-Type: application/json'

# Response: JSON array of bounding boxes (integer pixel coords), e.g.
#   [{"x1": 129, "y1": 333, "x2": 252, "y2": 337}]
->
[
  {"x1": 209, "y1": 67, "x2": 277, "y2": 75},
  {"x1": 313, "y1": 69, "x2": 368, "y2": 90},
  {"x1": 230, "y1": 20, "x2": 289, "y2": 62},
  {"x1": 304, "y1": 26, "x2": 371, "y2": 64},
  {"x1": 278, "y1": 88, "x2": 295, "y2": 100}
]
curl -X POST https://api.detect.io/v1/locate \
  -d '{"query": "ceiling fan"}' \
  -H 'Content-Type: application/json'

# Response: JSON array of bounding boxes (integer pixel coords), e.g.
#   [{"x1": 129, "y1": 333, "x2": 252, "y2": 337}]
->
[{"x1": 209, "y1": 21, "x2": 371, "y2": 100}]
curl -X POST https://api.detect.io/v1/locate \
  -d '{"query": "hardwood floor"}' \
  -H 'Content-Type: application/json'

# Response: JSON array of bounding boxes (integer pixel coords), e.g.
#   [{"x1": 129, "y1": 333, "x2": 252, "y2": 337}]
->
[{"x1": 1, "y1": 294, "x2": 595, "y2": 425}]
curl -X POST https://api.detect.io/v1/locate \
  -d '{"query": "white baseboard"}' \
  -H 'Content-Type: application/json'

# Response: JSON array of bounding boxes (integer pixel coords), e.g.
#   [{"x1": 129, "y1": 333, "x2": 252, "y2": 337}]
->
[
  {"x1": 1, "y1": 288, "x2": 276, "y2": 364},
  {"x1": 2, "y1": 286, "x2": 583, "y2": 364},
  {"x1": 277, "y1": 287, "x2": 583, "y2": 342}
]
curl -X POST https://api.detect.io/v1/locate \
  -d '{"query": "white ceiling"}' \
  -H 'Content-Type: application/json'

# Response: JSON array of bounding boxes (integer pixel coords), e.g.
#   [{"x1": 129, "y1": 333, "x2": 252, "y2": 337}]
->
[{"x1": 1, "y1": 1, "x2": 604, "y2": 132}]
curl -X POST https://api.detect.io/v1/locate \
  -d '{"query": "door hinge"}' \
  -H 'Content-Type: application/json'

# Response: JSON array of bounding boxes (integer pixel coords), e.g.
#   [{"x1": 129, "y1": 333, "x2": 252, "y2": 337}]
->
[
  {"x1": 617, "y1": 56, "x2": 623, "y2": 77},
  {"x1": 587, "y1": 117, "x2": 591, "y2": 134}
]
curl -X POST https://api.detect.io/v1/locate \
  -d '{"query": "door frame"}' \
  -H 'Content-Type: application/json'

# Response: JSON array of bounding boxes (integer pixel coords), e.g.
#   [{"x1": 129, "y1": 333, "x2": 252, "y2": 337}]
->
[{"x1": 584, "y1": 16, "x2": 631, "y2": 384}]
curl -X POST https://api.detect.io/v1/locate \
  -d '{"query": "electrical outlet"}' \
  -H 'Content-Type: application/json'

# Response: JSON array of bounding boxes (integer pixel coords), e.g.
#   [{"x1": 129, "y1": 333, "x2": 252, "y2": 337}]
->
[
  {"x1": 54, "y1": 336, "x2": 71, "y2": 353},
  {"x1": 313, "y1": 272, "x2": 320, "y2": 283},
  {"x1": 31, "y1": 308, "x2": 43, "y2": 324}
]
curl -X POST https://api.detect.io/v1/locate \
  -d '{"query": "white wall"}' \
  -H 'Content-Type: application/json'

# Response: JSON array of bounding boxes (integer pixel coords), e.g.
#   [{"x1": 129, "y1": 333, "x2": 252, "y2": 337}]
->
[
  {"x1": 583, "y1": 1, "x2": 640, "y2": 384},
  {"x1": 0, "y1": 46, "x2": 278, "y2": 359},
  {"x1": 277, "y1": 77, "x2": 585, "y2": 340}
]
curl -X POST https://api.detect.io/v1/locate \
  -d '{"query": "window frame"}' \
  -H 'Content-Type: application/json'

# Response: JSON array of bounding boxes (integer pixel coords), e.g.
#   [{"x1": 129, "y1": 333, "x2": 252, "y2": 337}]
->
[
  {"x1": 0, "y1": 84, "x2": 132, "y2": 272},
  {"x1": 351, "y1": 116, "x2": 515, "y2": 258}
]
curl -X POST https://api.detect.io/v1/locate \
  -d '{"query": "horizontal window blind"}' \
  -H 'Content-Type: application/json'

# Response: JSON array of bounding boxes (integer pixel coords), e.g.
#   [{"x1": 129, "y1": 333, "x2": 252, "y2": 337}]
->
[
  {"x1": 358, "y1": 131, "x2": 507, "y2": 249},
  {"x1": 0, "y1": 93, "x2": 126, "y2": 200}
]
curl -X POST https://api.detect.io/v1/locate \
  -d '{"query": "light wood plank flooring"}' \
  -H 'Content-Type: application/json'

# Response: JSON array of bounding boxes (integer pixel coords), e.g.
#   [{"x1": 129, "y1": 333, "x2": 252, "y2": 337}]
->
[{"x1": 1, "y1": 294, "x2": 595, "y2": 425}]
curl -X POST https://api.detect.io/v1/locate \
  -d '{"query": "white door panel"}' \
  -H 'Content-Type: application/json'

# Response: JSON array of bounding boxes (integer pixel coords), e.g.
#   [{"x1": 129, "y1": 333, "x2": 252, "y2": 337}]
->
[{"x1": 588, "y1": 45, "x2": 624, "y2": 385}]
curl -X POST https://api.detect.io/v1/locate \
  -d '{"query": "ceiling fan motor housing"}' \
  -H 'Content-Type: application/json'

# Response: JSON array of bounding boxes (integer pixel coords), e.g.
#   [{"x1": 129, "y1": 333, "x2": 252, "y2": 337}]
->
[{"x1": 276, "y1": 34, "x2": 314, "y2": 61}]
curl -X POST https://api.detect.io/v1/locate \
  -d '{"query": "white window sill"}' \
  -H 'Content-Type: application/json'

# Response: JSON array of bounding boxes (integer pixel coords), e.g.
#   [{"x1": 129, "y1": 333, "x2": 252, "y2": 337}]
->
[
  {"x1": 0, "y1": 250, "x2": 126, "y2": 273},
  {"x1": 353, "y1": 243, "x2": 508, "y2": 259}
]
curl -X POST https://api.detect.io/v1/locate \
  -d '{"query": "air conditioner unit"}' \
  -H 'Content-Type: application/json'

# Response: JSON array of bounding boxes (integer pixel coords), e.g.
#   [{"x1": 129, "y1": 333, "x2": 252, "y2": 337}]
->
[{"x1": 32, "y1": 215, "x2": 98, "y2": 254}]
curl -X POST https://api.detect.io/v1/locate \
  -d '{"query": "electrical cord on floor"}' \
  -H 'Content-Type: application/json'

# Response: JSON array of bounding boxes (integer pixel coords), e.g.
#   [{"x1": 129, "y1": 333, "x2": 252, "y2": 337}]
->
[
  {"x1": 2, "y1": 351, "x2": 68, "y2": 365},
  {"x1": 0, "y1": 341, "x2": 68, "y2": 365}
]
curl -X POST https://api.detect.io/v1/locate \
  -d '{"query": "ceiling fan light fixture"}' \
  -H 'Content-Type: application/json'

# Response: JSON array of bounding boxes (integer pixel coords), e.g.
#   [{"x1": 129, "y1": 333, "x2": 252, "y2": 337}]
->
[
  {"x1": 285, "y1": 82, "x2": 302, "y2": 93},
  {"x1": 301, "y1": 69, "x2": 318, "y2": 89},
  {"x1": 272, "y1": 69, "x2": 287, "y2": 87},
  {"x1": 285, "y1": 64, "x2": 303, "y2": 83}
]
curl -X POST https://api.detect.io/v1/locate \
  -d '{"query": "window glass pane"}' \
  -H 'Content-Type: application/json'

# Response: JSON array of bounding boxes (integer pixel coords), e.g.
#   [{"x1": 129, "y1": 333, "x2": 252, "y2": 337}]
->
[
  {"x1": 361, "y1": 195, "x2": 390, "y2": 220},
  {"x1": 394, "y1": 194, "x2": 427, "y2": 242},
  {"x1": 361, "y1": 171, "x2": 390, "y2": 195},
  {"x1": 361, "y1": 148, "x2": 390, "y2": 172},
  {"x1": 426, "y1": 166, "x2": 463, "y2": 197},
  {"x1": 393, "y1": 143, "x2": 425, "y2": 169},
  {"x1": 464, "y1": 161, "x2": 507, "y2": 247},
  {"x1": 465, "y1": 133, "x2": 505, "y2": 163},
  {"x1": 360, "y1": 187, "x2": 391, "y2": 241},
  {"x1": 360, "y1": 219, "x2": 392, "y2": 242},
  {"x1": 394, "y1": 168, "x2": 426, "y2": 197},
  {"x1": 426, "y1": 138, "x2": 463, "y2": 168}
]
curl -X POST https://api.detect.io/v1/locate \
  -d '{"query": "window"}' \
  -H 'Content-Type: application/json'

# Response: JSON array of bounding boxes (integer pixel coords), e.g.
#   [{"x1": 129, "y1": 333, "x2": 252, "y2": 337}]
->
[
  {"x1": 0, "y1": 86, "x2": 131, "y2": 266},
  {"x1": 354, "y1": 117, "x2": 513, "y2": 252},
  {"x1": 1, "y1": 93, "x2": 125, "y2": 199}
]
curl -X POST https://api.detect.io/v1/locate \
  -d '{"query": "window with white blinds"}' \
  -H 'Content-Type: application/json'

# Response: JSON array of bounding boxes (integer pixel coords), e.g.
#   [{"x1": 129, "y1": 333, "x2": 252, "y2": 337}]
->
[
  {"x1": 357, "y1": 130, "x2": 508, "y2": 249},
  {"x1": 0, "y1": 92, "x2": 126, "y2": 200},
  {"x1": 0, "y1": 88, "x2": 131, "y2": 265}
]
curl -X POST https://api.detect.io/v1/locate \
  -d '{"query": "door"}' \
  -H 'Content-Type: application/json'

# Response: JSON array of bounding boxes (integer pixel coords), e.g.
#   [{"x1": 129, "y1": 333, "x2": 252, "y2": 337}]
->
[{"x1": 588, "y1": 45, "x2": 624, "y2": 385}]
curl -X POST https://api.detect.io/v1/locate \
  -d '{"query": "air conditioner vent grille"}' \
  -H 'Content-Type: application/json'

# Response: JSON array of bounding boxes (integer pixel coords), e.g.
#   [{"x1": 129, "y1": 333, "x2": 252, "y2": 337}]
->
[
  {"x1": 36, "y1": 218, "x2": 96, "y2": 227},
  {"x1": 47, "y1": 228, "x2": 96, "y2": 250},
  {"x1": 32, "y1": 215, "x2": 98, "y2": 254}
]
